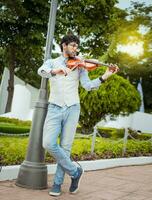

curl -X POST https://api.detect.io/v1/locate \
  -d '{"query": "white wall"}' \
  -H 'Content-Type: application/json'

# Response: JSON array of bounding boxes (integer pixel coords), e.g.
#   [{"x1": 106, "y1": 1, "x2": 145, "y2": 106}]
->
[
  {"x1": 101, "y1": 111, "x2": 152, "y2": 134},
  {"x1": 0, "y1": 67, "x2": 39, "y2": 120}
]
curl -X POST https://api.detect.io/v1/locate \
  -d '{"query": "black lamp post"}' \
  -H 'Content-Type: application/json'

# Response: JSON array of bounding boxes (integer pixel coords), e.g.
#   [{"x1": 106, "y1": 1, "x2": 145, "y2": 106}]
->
[{"x1": 16, "y1": 0, "x2": 58, "y2": 189}]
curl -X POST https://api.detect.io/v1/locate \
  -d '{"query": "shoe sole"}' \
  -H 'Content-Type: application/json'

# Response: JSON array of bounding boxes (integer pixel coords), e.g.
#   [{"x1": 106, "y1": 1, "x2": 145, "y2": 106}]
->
[
  {"x1": 70, "y1": 169, "x2": 84, "y2": 194},
  {"x1": 49, "y1": 191, "x2": 61, "y2": 196}
]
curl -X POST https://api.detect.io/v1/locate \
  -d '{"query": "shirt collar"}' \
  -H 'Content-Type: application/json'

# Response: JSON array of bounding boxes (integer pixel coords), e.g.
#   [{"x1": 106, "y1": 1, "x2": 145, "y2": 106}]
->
[
  {"x1": 59, "y1": 54, "x2": 69, "y2": 66},
  {"x1": 60, "y1": 54, "x2": 68, "y2": 61}
]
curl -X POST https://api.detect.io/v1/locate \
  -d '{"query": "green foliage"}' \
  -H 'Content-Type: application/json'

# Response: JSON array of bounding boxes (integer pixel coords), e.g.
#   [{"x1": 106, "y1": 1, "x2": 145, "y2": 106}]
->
[
  {"x1": 0, "y1": 123, "x2": 30, "y2": 134},
  {"x1": 142, "y1": 75, "x2": 152, "y2": 112},
  {"x1": 126, "y1": 140, "x2": 152, "y2": 156},
  {"x1": 79, "y1": 69, "x2": 141, "y2": 134},
  {"x1": 97, "y1": 127, "x2": 152, "y2": 140},
  {"x1": 0, "y1": 0, "x2": 126, "y2": 85},
  {"x1": 0, "y1": 136, "x2": 151, "y2": 165},
  {"x1": 104, "y1": 2, "x2": 152, "y2": 112},
  {"x1": 0, "y1": 136, "x2": 28, "y2": 165},
  {"x1": 56, "y1": 0, "x2": 126, "y2": 57},
  {"x1": 72, "y1": 139, "x2": 91, "y2": 156},
  {"x1": 0, "y1": 0, "x2": 50, "y2": 112},
  {"x1": 0, "y1": 117, "x2": 31, "y2": 126},
  {"x1": 0, "y1": 0, "x2": 49, "y2": 87},
  {"x1": 128, "y1": 129, "x2": 152, "y2": 140},
  {"x1": 94, "y1": 138, "x2": 123, "y2": 158},
  {"x1": 0, "y1": 117, "x2": 31, "y2": 134},
  {"x1": 97, "y1": 127, "x2": 124, "y2": 138}
]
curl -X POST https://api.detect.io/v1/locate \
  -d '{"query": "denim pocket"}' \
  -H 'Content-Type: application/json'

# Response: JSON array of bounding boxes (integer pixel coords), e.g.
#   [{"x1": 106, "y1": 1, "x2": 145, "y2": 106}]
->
[
  {"x1": 70, "y1": 104, "x2": 80, "y2": 115},
  {"x1": 48, "y1": 103, "x2": 61, "y2": 114}
]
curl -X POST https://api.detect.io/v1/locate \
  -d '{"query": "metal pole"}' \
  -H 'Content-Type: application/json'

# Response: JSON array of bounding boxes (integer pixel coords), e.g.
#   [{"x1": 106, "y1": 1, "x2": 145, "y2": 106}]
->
[
  {"x1": 16, "y1": 0, "x2": 58, "y2": 189},
  {"x1": 122, "y1": 128, "x2": 128, "y2": 157},
  {"x1": 91, "y1": 125, "x2": 98, "y2": 154}
]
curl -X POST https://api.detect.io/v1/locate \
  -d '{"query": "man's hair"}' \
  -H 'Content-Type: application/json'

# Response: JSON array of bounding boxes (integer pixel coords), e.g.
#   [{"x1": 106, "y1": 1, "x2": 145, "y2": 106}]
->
[{"x1": 60, "y1": 34, "x2": 80, "y2": 52}]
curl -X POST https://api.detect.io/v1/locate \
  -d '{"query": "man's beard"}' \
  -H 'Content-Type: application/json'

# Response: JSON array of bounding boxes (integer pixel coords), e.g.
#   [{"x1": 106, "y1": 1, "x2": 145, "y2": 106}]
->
[{"x1": 65, "y1": 50, "x2": 77, "y2": 58}]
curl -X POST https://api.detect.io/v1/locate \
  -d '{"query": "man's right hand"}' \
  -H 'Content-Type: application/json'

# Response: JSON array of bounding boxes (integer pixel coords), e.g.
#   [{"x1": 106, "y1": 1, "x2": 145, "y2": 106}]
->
[
  {"x1": 51, "y1": 68, "x2": 72, "y2": 76},
  {"x1": 51, "y1": 68, "x2": 66, "y2": 76}
]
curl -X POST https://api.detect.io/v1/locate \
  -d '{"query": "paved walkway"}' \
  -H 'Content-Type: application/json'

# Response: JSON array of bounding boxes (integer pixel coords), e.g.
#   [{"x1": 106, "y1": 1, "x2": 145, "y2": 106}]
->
[{"x1": 0, "y1": 165, "x2": 152, "y2": 200}]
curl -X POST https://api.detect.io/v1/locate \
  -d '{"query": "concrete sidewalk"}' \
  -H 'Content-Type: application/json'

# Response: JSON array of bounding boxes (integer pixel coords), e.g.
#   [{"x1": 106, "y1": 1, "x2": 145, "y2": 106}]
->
[{"x1": 0, "y1": 165, "x2": 152, "y2": 200}]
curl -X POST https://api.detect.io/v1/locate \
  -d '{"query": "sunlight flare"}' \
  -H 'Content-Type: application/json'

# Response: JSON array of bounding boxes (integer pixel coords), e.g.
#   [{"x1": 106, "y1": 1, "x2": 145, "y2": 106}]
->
[{"x1": 117, "y1": 42, "x2": 144, "y2": 58}]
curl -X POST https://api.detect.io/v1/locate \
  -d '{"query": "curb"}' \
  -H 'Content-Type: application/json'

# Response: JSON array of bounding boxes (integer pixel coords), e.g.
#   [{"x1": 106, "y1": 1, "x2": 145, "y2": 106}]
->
[{"x1": 0, "y1": 156, "x2": 152, "y2": 181}]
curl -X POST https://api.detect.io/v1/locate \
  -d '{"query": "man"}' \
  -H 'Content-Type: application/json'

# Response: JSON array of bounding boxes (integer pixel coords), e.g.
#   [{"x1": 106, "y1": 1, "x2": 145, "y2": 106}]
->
[{"x1": 38, "y1": 34, "x2": 119, "y2": 196}]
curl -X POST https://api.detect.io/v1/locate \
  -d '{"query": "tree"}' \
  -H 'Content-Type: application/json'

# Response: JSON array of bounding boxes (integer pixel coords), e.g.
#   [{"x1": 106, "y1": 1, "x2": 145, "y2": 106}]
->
[
  {"x1": 0, "y1": 0, "x2": 49, "y2": 112},
  {"x1": 0, "y1": 0, "x2": 127, "y2": 112},
  {"x1": 79, "y1": 67, "x2": 141, "y2": 134},
  {"x1": 101, "y1": 2, "x2": 152, "y2": 112},
  {"x1": 55, "y1": 0, "x2": 127, "y2": 57}
]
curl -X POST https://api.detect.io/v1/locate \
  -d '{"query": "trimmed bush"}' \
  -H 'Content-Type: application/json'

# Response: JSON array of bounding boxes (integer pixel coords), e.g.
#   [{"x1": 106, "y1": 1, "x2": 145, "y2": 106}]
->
[
  {"x1": 0, "y1": 123, "x2": 30, "y2": 134},
  {"x1": 0, "y1": 117, "x2": 31, "y2": 134},
  {"x1": 0, "y1": 136, "x2": 152, "y2": 166},
  {"x1": 128, "y1": 129, "x2": 152, "y2": 140},
  {"x1": 97, "y1": 127, "x2": 152, "y2": 140},
  {"x1": 0, "y1": 136, "x2": 28, "y2": 165},
  {"x1": 0, "y1": 117, "x2": 31, "y2": 126},
  {"x1": 97, "y1": 127, "x2": 124, "y2": 138}
]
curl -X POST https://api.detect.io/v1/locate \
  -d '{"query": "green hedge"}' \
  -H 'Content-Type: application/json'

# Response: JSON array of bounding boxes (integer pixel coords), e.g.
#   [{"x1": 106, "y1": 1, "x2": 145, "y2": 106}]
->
[
  {"x1": 0, "y1": 117, "x2": 31, "y2": 134},
  {"x1": 0, "y1": 137, "x2": 28, "y2": 165},
  {"x1": 0, "y1": 117, "x2": 151, "y2": 140},
  {"x1": 0, "y1": 123, "x2": 30, "y2": 134},
  {"x1": 97, "y1": 127, "x2": 152, "y2": 140},
  {"x1": 0, "y1": 136, "x2": 152, "y2": 166},
  {"x1": 97, "y1": 127, "x2": 124, "y2": 138},
  {"x1": 0, "y1": 117, "x2": 31, "y2": 126}
]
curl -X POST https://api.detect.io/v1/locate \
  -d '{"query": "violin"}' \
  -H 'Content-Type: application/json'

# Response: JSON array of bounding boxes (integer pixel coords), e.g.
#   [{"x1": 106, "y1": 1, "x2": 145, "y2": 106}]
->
[{"x1": 66, "y1": 57, "x2": 117, "y2": 72}]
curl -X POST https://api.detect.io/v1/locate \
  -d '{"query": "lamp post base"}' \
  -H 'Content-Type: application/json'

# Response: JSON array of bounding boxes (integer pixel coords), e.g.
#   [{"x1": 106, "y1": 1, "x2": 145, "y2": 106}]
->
[{"x1": 15, "y1": 160, "x2": 48, "y2": 189}]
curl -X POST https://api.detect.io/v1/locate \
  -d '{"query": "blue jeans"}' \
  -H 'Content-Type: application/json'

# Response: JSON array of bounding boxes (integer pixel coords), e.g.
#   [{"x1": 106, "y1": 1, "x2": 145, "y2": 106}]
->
[{"x1": 43, "y1": 103, "x2": 80, "y2": 185}]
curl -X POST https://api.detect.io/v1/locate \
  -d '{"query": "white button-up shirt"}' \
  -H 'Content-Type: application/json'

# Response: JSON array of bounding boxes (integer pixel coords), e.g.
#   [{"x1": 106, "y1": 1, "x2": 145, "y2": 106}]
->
[{"x1": 38, "y1": 55, "x2": 102, "y2": 107}]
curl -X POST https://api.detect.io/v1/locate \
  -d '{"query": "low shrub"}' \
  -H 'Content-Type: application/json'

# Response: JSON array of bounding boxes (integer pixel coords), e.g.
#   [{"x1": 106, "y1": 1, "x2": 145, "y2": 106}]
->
[
  {"x1": 128, "y1": 129, "x2": 152, "y2": 140},
  {"x1": 97, "y1": 127, "x2": 152, "y2": 140},
  {"x1": 97, "y1": 127, "x2": 124, "y2": 138},
  {"x1": 0, "y1": 117, "x2": 31, "y2": 134},
  {"x1": 0, "y1": 136, "x2": 152, "y2": 166},
  {"x1": 0, "y1": 117, "x2": 31, "y2": 126},
  {"x1": 0, "y1": 136, "x2": 28, "y2": 165},
  {"x1": 0, "y1": 124, "x2": 30, "y2": 134}
]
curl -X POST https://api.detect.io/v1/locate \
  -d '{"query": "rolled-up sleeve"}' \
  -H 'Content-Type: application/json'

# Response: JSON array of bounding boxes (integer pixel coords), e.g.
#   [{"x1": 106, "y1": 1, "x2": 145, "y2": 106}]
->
[
  {"x1": 79, "y1": 68, "x2": 102, "y2": 91},
  {"x1": 37, "y1": 59, "x2": 54, "y2": 78}
]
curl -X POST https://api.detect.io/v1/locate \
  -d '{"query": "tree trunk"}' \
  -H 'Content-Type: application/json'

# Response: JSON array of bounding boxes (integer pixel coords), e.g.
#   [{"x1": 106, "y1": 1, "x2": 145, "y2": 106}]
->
[{"x1": 5, "y1": 46, "x2": 15, "y2": 113}]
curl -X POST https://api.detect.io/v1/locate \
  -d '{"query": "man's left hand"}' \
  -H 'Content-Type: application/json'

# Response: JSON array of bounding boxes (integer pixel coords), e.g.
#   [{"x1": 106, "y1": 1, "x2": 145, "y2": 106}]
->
[{"x1": 102, "y1": 64, "x2": 119, "y2": 81}]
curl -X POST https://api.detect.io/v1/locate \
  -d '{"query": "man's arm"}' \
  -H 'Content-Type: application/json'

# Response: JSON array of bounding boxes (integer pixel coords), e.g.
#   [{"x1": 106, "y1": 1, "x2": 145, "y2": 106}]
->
[
  {"x1": 38, "y1": 59, "x2": 69, "y2": 78},
  {"x1": 79, "y1": 64, "x2": 119, "y2": 91},
  {"x1": 79, "y1": 68, "x2": 102, "y2": 91},
  {"x1": 37, "y1": 59, "x2": 54, "y2": 78}
]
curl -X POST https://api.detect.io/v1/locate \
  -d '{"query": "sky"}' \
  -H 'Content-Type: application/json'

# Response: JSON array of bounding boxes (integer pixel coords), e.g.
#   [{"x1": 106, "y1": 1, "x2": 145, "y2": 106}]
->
[{"x1": 116, "y1": 0, "x2": 152, "y2": 9}]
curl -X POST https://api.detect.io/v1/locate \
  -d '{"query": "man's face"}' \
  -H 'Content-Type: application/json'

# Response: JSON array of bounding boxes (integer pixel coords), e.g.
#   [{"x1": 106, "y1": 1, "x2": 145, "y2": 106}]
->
[{"x1": 63, "y1": 42, "x2": 79, "y2": 57}]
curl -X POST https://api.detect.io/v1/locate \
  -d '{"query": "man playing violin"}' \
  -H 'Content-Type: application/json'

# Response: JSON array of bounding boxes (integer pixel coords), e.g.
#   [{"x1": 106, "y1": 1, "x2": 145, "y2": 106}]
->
[{"x1": 38, "y1": 34, "x2": 119, "y2": 196}]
